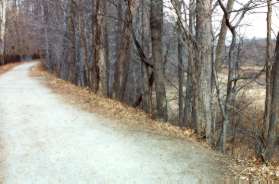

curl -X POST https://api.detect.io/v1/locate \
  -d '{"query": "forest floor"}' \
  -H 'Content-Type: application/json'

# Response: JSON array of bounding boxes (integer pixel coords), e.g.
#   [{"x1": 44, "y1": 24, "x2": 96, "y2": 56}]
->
[{"x1": 0, "y1": 61, "x2": 277, "y2": 183}]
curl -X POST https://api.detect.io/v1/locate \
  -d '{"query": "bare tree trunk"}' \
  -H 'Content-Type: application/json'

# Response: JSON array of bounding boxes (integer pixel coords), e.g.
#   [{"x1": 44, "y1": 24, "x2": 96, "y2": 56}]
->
[
  {"x1": 174, "y1": 0, "x2": 185, "y2": 125},
  {"x1": 42, "y1": 0, "x2": 50, "y2": 69},
  {"x1": 184, "y1": 0, "x2": 195, "y2": 128},
  {"x1": 104, "y1": 2, "x2": 110, "y2": 97},
  {"x1": 178, "y1": 35, "x2": 184, "y2": 124},
  {"x1": 217, "y1": 0, "x2": 240, "y2": 153},
  {"x1": 91, "y1": 0, "x2": 100, "y2": 92},
  {"x1": 79, "y1": 2, "x2": 89, "y2": 87},
  {"x1": 93, "y1": 0, "x2": 107, "y2": 95},
  {"x1": 264, "y1": 32, "x2": 279, "y2": 161},
  {"x1": 139, "y1": 0, "x2": 153, "y2": 114},
  {"x1": 0, "y1": 0, "x2": 7, "y2": 64},
  {"x1": 196, "y1": 0, "x2": 213, "y2": 143},
  {"x1": 62, "y1": 0, "x2": 76, "y2": 82},
  {"x1": 150, "y1": 0, "x2": 168, "y2": 121},
  {"x1": 215, "y1": 0, "x2": 234, "y2": 70},
  {"x1": 113, "y1": 0, "x2": 134, "y2": 100},
  {"x1": 222, "y1": 30, "x2": 237, "y2": 153},
  {"x1": 264, "y1": 0, "x2": 272, "y2": 139}
]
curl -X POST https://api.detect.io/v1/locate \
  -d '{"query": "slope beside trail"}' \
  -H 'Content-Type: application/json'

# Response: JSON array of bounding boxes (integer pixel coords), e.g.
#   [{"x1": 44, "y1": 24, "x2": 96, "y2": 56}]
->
[{"x1": 0, "y1": 63, "x2": 234, "y2": 183}]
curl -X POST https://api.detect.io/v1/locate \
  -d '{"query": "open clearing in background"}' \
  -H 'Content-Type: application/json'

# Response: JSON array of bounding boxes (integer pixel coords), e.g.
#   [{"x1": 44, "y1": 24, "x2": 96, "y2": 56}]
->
[{"x1": 166, "y1": 64, "x2": 269, "y2": 159}]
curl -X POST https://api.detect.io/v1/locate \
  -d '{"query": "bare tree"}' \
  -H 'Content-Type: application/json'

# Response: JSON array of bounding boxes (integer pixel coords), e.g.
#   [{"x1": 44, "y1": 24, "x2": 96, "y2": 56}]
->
[
  {"x1": 150, "y1": 0, "x2": 168, "y2": 121},
  {"x1": 93, "y1": 0, "x2": 107, "y2": 95},
  {"x1": 265, "y1": 32, "x2": 279, "y2": 161},
  {"x1": 217, "y1": 0, "x2": 252, "y2": 152},
  {"x1": 196, "y1": 0, "x2": 213, "y2": 143},
  {"x1": 113, "y1": 0, "x2": 134, "y2": 100},
  {"x1": 264, "y1": 0, "x2": 273, "y2": 139},
  {"x1": 0, "y1": 0, "x2": 7, "y2": 64},
  {"x1": 215, "y1": 0, "x2": 234, "y2": 70}
]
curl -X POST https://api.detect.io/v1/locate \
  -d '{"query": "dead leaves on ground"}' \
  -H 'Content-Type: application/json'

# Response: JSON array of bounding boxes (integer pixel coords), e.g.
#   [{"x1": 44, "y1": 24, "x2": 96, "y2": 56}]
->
[
  {"x1": 29, "y1": 63, "x2": 279, "y2": 182},
  {"x1": 30, "y1": 63, "x2": 196, "y2": 140},
  {"x1": 0, "y1": 62, "x2": 22, "y2": 75}
]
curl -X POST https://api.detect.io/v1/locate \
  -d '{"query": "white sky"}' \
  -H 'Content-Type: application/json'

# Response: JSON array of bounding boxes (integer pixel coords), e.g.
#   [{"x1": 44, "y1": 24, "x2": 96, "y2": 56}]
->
[
  {"x1": 165, "y1": 0, "x2": 279, "y2": 39},
  {"x1": 237, "y1": 1, "x2": 279, "y2": 39}
]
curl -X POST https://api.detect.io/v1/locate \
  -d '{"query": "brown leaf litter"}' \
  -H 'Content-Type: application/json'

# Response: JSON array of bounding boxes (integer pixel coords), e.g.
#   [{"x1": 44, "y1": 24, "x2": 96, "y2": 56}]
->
[{"x1": 29, "y1": 63, "x2": 279, "y2": 183}]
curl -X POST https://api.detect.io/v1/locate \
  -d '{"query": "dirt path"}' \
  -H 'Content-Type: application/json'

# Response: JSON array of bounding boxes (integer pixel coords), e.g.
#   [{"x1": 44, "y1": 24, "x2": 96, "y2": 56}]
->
[{"x1": 0, "y1": 63, "x2": 235, "y2": 183}]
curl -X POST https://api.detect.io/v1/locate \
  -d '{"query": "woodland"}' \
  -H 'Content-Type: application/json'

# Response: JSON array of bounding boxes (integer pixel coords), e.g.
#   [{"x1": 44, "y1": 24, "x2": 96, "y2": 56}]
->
[{"x1": 0, "y1": 0, "x2": 279, "y2": 163}]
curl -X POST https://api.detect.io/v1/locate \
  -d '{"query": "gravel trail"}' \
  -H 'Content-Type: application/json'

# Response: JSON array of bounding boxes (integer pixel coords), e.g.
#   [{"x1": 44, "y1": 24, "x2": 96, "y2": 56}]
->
[{"x1": 0, "y1": 63, "x2": 233, "y2": 184}]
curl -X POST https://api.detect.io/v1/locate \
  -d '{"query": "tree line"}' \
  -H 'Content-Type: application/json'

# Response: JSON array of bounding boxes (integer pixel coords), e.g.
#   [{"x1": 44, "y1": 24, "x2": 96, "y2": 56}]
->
[{"x1": 1, "y1": 0, "x2": 279, "y2": 162}]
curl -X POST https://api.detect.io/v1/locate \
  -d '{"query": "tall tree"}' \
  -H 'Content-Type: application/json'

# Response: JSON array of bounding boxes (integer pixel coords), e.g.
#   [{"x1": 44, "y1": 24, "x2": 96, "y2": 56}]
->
[
  {"x1": 217, "y1": 0, "x2": 250, "y2": 153},
  {"x1": 113, "y1": 0, "x2": 134, "y2": 100},
  {"x1": 265, "y1": 32, "x2": 279, "y2": 161},
  {"x1": 196, "y1": 0, "x2": 213, "y2": 143},
  {"x1": 174, "y1": 0, "x2": 185, "y2": 125},
  {"x1": 215, "y1": 0, "x2": 234, "y2": 70},
  {"x1": 0, "y1": 0, "x2": 7, "y2": 64},
  {"x1": 61, "y1": 0, "x2": 77, "y2": 82},
  {"x1": 264, "y1": 0, "x2": 273, "y2": 139},
  {"x1": 93, "y1": 0, "x2": 107, "y2": 95},
  {"x1": 150, "y1": 0, "x2": 168, "y2": 121},
  {"x1": 184, "y1": 0, "x2": 195, "y2": 128}
]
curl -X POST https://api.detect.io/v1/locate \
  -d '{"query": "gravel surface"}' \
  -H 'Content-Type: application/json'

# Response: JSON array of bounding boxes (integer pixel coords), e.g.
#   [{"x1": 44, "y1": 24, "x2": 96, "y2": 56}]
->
[{"x1": 0, "y1": 63, "x2": 234, "y2": 184}]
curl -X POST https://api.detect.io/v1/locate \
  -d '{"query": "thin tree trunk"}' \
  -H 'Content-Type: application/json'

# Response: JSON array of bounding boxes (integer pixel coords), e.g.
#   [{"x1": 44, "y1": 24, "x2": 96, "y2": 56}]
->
[
  {"x1": 215, "y1": 0, "x2": 234, "y2": 70},
  {"x1": 217, "y1": 0, "x2": 239, "y2": 153},
  {"x1": 42, "y1": 1, "x2": 50, "y2": 69},
  {"x1": 0, "y1": 0, "x2": 7, "y2": 64},
  {"x1": 264, "y1": 0, "x2": 272, "y2": 139},
  {"x1": 80, "y1": 3, "x2": 89, "y2": 86},
  {"x1": 178, "y1": 35, "x2": 184, "y2": 124},
  {"x1": 174, "y1": 0, "x2": 185, "y2": 125}
]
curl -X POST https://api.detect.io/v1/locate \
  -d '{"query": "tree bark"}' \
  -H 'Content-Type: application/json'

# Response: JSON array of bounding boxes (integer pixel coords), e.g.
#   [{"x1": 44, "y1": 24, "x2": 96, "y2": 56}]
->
[
  {"x1": 264, "y1": 0, "x2": 273, "y2": 139},
  {"x1": 265, "y1": 32, "x2": 279, "y2": 161},
  {"x1": 113, "y1": 0, "x2": 134, "y2": 100},
  {"x1": 140, "y1": 0, "x2": 153, "y2": 114},
  {"x1": 0, "y1": 0, "x2": 7, "y2": 64},
  {"x1": 184, "y1": 0, "x2": 195, "y2": 128},
  {"x1": 196, "y1": 0, "x2": 213, "y2": 143},
  {"x1": 93, "y1": 0, "x2": 107, "y2": 95},
  {"x1": 62, "y1": 0, "x2": 77, "y2": 83},
  {"x1": 150, "y1": 0, "x2": 168, "y2": 121},
  {"x1": 215, "y1": 0, "x2": 234, "y2": 70},
  {"x1": 174, "y1": 0, "x2": 185, "y2": 125}
]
